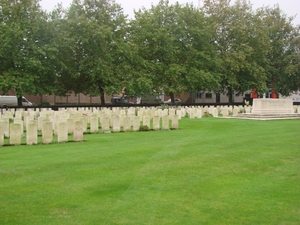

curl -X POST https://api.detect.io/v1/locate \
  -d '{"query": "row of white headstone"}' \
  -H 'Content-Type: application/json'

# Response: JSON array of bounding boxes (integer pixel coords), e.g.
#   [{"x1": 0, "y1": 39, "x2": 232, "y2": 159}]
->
[
  {"x1": 0, "y1": 106, "x2": 185, "y2": 146},
  {"x1": 2, "y1": 104, "x2": 297, "y2": 146}
]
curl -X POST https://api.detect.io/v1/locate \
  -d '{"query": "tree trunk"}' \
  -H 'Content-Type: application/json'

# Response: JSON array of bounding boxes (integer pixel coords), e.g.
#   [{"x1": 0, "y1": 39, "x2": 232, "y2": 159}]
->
[
  {"x1": 228, "y1": 88, "x2": 234, "y2": 105},
  {"x1": 98, "y1": 82, "x2": 106, "y2": 106},
  {"x1": 169, "y1": 92, "x2": 175, "y2": 104}
]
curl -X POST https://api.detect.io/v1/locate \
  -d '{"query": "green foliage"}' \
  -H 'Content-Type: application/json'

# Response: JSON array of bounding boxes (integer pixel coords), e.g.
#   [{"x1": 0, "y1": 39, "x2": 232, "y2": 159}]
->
[
  {"x1": 202, "y1": 0, "x2": 269, "y2": 102},
  {"x1": 139, "y1": 125, "x2": 150, "y2": 131},
  {"x1": 203, "y1": 112, "x2": 213, "y2": 117},
  {"x1": 130, "y1": 0, "x2": 220, "y2": 101},
  {"x1": 257, "y1": 5, "x2": 300, "y2": 96},
  {"x1": 54, "y1": 0, "x2": 130, "y2": 105},
  {"x1": 38, "y1": 100, "x2": 51, "y2": 106},
  {"x1": 0, "y1": 0, "x2": 59, "y2": 102},
  {"x1": 0, "y1": 0, "x2": 299, "y2": 102}
]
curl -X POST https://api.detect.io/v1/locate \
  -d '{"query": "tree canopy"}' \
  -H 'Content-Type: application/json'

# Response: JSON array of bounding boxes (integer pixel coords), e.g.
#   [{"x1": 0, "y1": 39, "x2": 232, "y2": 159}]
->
[
  {"x1": 129, "y1": 0, "x2": 220, "y2": 103},
  {"x1": 0, "y1": 0, "x2": 59, "y2": 105},
  {"x1": 0, "y1": 0, "x2": 299, "y2": 105}
]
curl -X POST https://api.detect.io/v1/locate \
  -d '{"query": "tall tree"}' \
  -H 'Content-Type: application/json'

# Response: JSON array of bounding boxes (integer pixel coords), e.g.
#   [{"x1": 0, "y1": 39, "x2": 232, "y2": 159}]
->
[
  {"x1": 258, "y1": 5, "x2": 300, "y2": 97},
  {"x1": 0, "y1": 0, "x2": 58, "y2": 105},
  {"x1": 56, "y1": 0, "x2": 129, "y2": 105},
  {"x1": 129, "y1": 0, "x2": 220, "y2": 103},
  {"x1": 202, "y1": 0, "x2": 269, "y2": 103}
]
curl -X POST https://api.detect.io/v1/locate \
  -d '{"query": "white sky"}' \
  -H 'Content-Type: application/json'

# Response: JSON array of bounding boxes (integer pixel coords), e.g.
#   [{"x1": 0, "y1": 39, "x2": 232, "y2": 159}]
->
[{"x1": 39, "y1": 0, "x2": 300, "y2": 25}]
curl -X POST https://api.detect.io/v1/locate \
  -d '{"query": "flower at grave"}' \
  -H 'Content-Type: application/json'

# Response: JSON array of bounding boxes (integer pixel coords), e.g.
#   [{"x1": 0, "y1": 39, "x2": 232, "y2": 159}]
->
[{"x1": 244, "y1": 100, "x2": 249, "y2": 106}]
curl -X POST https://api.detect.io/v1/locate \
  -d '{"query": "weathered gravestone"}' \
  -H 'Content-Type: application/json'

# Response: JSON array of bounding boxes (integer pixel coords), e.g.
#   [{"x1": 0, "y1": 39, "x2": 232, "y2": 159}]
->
[
  {"x1": 67, "y1": 118, "x2": 74, "y2": 135},
  {"x1": 0, "y1": 118, "x2": 9, "y2": 137},
  {"x1": 26, "y1": 120, "x2": 38, "y2": 145},
  {"x1": 112, "y1": 115, "x2": 120, "y2": 133},
  {"x1": 90, "y1": 116, "x2": 99, "y2": 133},
  {"x1": 221, "y1": 108, "x2": 229, "y2": 117},
  {"x1": 162, "y1": 115, "x2": 170, "y2": 130},
  {"x1": 10, "y1": 123, "x2": 22, "y2": 145},
  {"x1": 57, "y1": 121, "x2": 68, "y2": 143},
  {"x1": 42, "y1": 121, "x2": 53, "y2": 144},
  {"x1": 196, "y1": 108, "x2": 203, "y2": 119},
  {"x1": 100, "y1": 117, "x2": 110, "y2": 133},
  {"x1": 171, "y1": 114, "x2": 179, "y2": 129},
  {"x1": 0, "y1": 121, "x2": 4, "y2": 146},
  {"x1": 74, "y1": 120, "x2": 84, "y2": 142},
  {"x1": 123, "y1": 116, "x2": 131, "y2": 132},
  {"x1": 133, "y1": 116, "x2": 140, "y2": 131},
  {"x1": 142, "y1": 116, "x2": 150, "y2": 128},
  {"x1": 152, "y1": 115, "x2": 160, "y2": 131}
]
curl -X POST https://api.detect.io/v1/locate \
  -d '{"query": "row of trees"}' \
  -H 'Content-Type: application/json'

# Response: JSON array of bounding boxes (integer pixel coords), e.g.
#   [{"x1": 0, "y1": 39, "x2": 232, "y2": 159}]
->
[{"x1": 1, "y1": 0, "x2": 299, "y2": 105}]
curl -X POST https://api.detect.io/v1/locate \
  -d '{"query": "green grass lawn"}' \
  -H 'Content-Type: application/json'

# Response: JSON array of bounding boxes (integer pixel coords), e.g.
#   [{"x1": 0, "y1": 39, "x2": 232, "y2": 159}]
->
[{"x1": 1, "y1": 118, "x2": 300, "y2": 225}]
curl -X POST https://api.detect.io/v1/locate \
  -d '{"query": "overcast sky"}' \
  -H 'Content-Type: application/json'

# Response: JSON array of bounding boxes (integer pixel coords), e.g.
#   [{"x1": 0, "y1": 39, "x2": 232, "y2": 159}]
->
[{"x1": 39, "y1": 0, "x2": 300, "y2": 25}]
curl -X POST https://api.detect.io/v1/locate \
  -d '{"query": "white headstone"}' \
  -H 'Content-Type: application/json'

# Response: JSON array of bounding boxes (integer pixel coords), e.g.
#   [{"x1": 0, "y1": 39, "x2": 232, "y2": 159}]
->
[
  {"x1": 162, "y1": 115, "x2": 170, "y2": 130},
  {"x1": 10, "y1": 123, "x2": 22, "y2": 145},
  {"x1": 67, "y1": 118, "x2": 74, "y2": 135},
  {"x1": 74, "y1": 120, "x2": 84, "y2": 142},
  {"x1": 42, "y1": 121, "x2": 53, "y2": 144},
  {"x1": 13, "y1": 118, "x2": 24, "y2": 136},
  {"x1": 90, "y1": 116, "x2": 99, "y2": 133},
  {"x1": 171, "y1": 114, "x2": 179, "y2": 129},
  {"x1": 57, "y1": 121, "x2": 68, "y2": 143},
  {"x1": 142, "y1": 116, "x2": 151, "y2": 129},
  {"x1": 152, "y1": 115, "x2": 160, "y2": 131},
  {"x1": 0, "y1": 118, "x2": 9, "y2": 137},
  {"x1": 112, "y1": 116, "x2": 120, "y2": 133},
  {"x1": 26, "y1": 120, "x2": 38, "y2": 145},
  {"x1": 123, "y1": 116, "x2": 131, "y2": 132},
  {"x1": 0, "y1": 121, "x2": 5, "y2": 146},
  {"x1": 132, "y1": 116, "x2": 140, "y2": 131},
  {"x1": 101, "y1": 117, "x2": 111, "y2": 133},
  {"x1": 222, "y1": 108, "x2": 229, "y2": 117}
]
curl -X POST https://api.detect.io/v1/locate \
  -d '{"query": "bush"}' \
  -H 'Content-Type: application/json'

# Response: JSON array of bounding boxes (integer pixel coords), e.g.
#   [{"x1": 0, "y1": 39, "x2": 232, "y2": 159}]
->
[
  {"x1": 139, "y1": 125, "x2": 150, "y2": 131},
  {"x1": 38, "y1": 100, "x2": 51, "y2": 106}
]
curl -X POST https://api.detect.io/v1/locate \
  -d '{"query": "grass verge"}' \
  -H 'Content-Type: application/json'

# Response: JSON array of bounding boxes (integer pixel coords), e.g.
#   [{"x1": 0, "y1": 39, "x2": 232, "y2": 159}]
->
[{"x1": 0, "y1": 118, "x2": 300, "y2": 225}]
